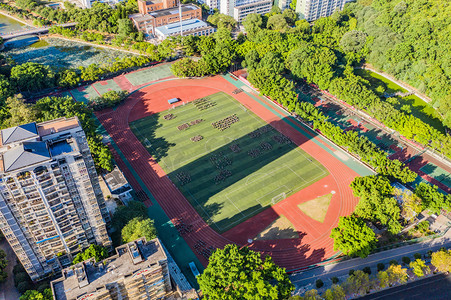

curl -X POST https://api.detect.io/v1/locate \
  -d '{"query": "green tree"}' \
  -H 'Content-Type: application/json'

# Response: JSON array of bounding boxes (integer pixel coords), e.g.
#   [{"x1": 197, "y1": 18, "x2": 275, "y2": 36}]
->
[
  {"x1": 259, "y1": 51, "x2": 284, "y2": 74},
  {"x1": 343, "y1": 270, "x2": 371, "y2": 296},
  {"x1": 1, "y1": 96, "x2": 37, "y2": 129},
  {"x1": 377, "y1": 270, "x2": 389, "y2": 288},
  {"x1": 112, "y1": 201, "x2": 148, "y2": 230},
  {"x1": 386, "y1": 264, "x2": 407, "y2": 285},
  {"x1": 409, "y1": 259, "x2": 430, "y2": 278},
  {"x1": 72, "y1": 244, "x2": 108, "y2": 264},
  {"x1": 19, "y1": 289, "x2": 52, "y2": 300},
  {"x1": 121, "y1": 217, "x2": 157, "y2": 243},
  {"x1": 197, "y1": 244, "x2": 294, "y2": 300},
  {"x1": 302, "y1": 289, "x2": 321, "y2": 300},
  {"x1": 267, "y1": 14, "x2": 289, "y2": 32},
  {"x1": 117, "y1": 18, "x2": 134, "y2": 37},
  {"x1": 415, "y1": 183, "x2": 451, "y2": 214},
  {"x1": 340, "y1": 30, "x2": 367, "y2": 52},
  {"x1": 57, "y1": 69, "x2": 81, "y2": 88},
  {"x1": 330, "y1": 215, "x2": 376, "y2": 258},
  {"x1": 322, "y1": 285, "x2": 345, "y2": 300},
  {"x1": 207, "y1": 13, "x2": 237, "y2": 30},
  {"x1": 11, "y1": 62, "x2": 55, "y2": 93},
  {"x1": 431, "y1": 249, "x2": 451, "y2": 273},
  {"x1": 243, "y1": 13, "x2": 263, "y2": 39}
]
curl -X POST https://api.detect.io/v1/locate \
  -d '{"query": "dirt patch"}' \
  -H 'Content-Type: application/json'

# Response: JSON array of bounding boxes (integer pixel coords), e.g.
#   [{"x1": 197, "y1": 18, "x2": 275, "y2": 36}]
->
[
  {"x1": 254, "y1": 215, "x2": 298, "y2": 240},
  {"x1": 298, "y1": 193, "x2": 332, "y2": 223}
]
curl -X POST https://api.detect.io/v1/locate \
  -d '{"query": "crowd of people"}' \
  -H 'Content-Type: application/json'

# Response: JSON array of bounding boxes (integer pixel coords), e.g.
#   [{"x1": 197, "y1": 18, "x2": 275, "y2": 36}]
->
[
  {"x1": 193, "y1": 98, "x2": 216, "y2": 111},
  {"x1": 163, "y1": 113, "x2": 175, "y2": 120},
  {"x1": 214, "y1": 169, "x2": 232, "y2": 184},
  {"x1": 190, "y1": 135, "x2": 203, "y2": 142},
  {"x1": 212, "y1": 114, "x2": 240, "y2": 131},
  {"x1": 194, "y1": 240, "x2": 216, "y2": 260},
  {"x1": 272, "y1": 134, "x2": 292, "y2": 144},
  {"x1": 176, "y1": 171, "x2": 191, "y2": 185}
]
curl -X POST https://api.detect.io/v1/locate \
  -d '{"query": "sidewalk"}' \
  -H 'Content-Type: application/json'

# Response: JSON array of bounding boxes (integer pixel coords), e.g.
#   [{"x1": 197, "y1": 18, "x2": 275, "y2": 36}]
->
[{"x1": 289, "y1": 228, "x2": 451, "y2": 293}]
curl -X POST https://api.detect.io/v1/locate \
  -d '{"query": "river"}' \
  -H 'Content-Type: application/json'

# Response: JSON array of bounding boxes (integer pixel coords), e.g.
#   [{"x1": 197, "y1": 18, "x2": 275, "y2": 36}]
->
[{"x1": 0, "y1": 14, "x2": 133, "y2": 69}]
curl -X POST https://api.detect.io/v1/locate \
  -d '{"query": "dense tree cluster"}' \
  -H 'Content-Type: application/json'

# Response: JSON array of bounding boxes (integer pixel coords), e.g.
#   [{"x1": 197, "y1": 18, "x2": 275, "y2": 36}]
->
[
  {"x1": 347, "y1": 0, "x2": 451, "y2": 127},
  {"x1": 198, "y1": 244, "x2": 294, "y2": 299},
  {"x1": 351, "y1": 176, "x2": 402, "y2": 234},
  {"x1": 414, "y1": 183, "x2": 451, "y2": 214},
  {"x1": 13, "y1": 1, "x2": 138, "y2": 34},
  {"x1": 330, "y1": 215, "x2": 376, "y2": 258},
  {"x1": 170, "y1": 29, "x2": 237, "y2": 77},
  {"x1": 89, "y1": 90, "x2": 128, "y2": 111}
]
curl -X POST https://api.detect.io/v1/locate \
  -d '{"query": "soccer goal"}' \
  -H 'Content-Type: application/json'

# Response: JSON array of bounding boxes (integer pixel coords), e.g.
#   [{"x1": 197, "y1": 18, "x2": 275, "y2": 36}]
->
[
  {"x1": 144, "y1": 138, "x2": 152, "y2": 148},
  {"x1": 271, "y1": 192, "x2": 286, "y2": 205}
]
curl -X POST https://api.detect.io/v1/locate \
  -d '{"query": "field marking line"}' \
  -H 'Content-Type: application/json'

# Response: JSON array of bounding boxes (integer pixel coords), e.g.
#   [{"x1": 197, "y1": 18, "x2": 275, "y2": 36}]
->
[{"x1": 182, "y1": 185, "x2": 224, "y2": 231}]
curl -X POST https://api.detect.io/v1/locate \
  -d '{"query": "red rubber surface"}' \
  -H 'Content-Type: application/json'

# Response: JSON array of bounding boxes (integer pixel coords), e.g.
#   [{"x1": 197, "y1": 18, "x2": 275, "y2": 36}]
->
[{"x1": 96, "y1": 76, "x2": 361, "y2": 270}]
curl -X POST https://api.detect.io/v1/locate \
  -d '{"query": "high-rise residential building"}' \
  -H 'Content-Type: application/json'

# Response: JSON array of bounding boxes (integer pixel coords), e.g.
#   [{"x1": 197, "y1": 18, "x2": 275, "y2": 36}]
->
[
  {"x1": 51, "y1": 238, "x2": 198, "y2": 300},
  {"x1": 295, "y1": 0, "x2": 353, "y2": 21},
  {"x1": 220, "y1": 0, "x2": 272, "y2": 22},
  {"x1": 0, "y1": 117, "x2": 111, "y2": 281}
]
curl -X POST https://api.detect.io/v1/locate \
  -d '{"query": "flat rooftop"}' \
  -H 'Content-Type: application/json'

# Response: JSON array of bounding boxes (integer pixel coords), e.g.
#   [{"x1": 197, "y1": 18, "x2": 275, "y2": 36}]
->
[
  {"x1": 37, "y1": 117, "x2": 80, "y2": 138},
  {"x1": 52, "y1": 238, "x2": 167, "y2": 300},
  {"x1": 103, "y1": 167, "x2": 129, "y2": 193},
  {"x1": 129, "y1": 12, "x2": 154, "y2": 22},
  {"x1": 148, "y1": 4, "x2": 199, "y2": 18},
  {"x1": 156, "y1": 18, "x2": 210, "y2": 35}
]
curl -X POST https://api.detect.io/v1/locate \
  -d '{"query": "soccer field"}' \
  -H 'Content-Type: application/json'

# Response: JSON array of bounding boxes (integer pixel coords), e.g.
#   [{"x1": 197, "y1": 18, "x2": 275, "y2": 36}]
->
[{"x1": 130, "y1": 92, "x2": 328, "y2": 233}]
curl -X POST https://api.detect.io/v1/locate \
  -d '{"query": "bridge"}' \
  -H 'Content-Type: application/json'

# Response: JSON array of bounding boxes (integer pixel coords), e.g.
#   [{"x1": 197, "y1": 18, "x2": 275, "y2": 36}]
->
[{"x1": 0, "y1": 22, "x2": 77, "y2": 41}]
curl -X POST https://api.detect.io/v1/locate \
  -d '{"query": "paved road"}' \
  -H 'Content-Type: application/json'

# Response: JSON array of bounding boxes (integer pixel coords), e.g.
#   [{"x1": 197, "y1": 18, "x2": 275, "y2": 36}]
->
[
  {"x1": 358, "y1": 273, "x2": 451, "y2": 300},
  {"x1": 290, "y1": 229, "x2": 451, "y2": 292},
  {"x1": 0, "y1": 239, "x2": 20, "y2": 300}
]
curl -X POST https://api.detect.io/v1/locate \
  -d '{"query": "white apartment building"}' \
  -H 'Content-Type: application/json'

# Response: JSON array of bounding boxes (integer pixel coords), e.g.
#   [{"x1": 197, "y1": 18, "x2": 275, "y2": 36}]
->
[
  {"x1": 0, "y1": 118, "x2": 111, "y2": 281},
  {"x1": 295, "y1": 0, "x2": 353, "y2": 21},
  {"x1": 221, "y1": 0, "x2": 272, "y2": 22},
  {"x1": 197, "y1": 0, "x2": 220, "y2": 11}
]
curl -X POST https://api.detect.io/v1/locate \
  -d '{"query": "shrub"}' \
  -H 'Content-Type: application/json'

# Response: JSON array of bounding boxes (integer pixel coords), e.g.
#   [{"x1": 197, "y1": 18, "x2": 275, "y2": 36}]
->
[
  {"x1": 315, "y1": 279, "x2": 324, "y2": 288},
  {"x1": 377, "y1": 263, "x2": 385, "y2": 271},
  {"x1": 16, "y1": 281, "x2": 33, "y2": 294},
  {"x1": 414, "y1": 253, "x2": 422, "y2": 260},
  {"x1": 389, "y1": 260, "x2": 399, "y2": 266},
  {"x1": 331, "y1": 276, "x2": 339, "y2": 284},
  {"x1": 362, "y1": 266, "x2": 372, "y2": 275},
  {"x1": 402, "y1": 256, "x2": 411, "y2": 265},
  {"x1": 349, "y1": 269, "x2": 355, "y2": 276}
]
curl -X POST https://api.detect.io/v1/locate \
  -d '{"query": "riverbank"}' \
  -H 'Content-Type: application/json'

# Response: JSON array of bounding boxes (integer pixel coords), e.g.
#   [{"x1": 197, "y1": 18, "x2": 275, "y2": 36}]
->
[
  {"x1": 45, "y1": 34, "x2": 145, "y2": 56},
  {"x1": 0, "y1": 9, "x2": 36, "y2": 28}
]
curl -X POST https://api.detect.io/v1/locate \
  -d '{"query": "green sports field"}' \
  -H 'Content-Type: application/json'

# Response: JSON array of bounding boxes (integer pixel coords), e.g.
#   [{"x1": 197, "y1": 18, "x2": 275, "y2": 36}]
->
[{"x1": 130, "y1": 92, "x2": 328, "y2": 233}]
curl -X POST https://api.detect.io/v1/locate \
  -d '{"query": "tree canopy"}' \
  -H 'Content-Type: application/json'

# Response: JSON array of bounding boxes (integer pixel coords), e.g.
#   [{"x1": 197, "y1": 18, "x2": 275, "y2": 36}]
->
[
  {"x1": 121, "y1": 217, "x2": 157, "y2": 243},
  {"x1": 197, "y1": 244, "x2": 294, "y2": 299},
  {"x1": 330, "y1": 215, "x2": 376, "y2": 258},
  {"x1": 72, "y1": 244, "x2": 108, "y2": 264}
]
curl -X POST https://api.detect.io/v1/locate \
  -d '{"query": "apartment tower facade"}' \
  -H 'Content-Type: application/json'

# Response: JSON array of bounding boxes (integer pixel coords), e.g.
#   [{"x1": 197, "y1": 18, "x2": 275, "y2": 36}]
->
[
  {"x1": 0, "y1": 117, "x2": 111, "y2": 281},
  {"x1": 295, "y1": 0, "x2": 353, "y2": 21}
]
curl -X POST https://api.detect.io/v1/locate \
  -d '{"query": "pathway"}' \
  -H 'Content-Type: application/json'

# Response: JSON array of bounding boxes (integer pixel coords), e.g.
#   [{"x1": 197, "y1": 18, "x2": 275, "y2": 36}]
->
[
  {"x1": 0, "y1": 240, "x2": 19, "y2": 300},
  {"x1": 290, "y1": 228, "x2": 451, "y2": 292}
]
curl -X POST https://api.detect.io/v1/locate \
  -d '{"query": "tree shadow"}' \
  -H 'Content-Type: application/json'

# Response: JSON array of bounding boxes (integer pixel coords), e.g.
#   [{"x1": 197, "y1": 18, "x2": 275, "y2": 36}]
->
[
  {"x1": 129, "y1": 111, "x2": 176, "y2": 162},
  {"x1": 162, "y1": 117, "x2": 321, "y2": 233}
]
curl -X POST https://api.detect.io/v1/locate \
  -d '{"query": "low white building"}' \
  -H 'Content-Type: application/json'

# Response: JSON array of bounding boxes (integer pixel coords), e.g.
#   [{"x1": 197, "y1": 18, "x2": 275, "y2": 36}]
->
[{"x1": 155, "y1": 18, "x2": 215, "y2": 40}]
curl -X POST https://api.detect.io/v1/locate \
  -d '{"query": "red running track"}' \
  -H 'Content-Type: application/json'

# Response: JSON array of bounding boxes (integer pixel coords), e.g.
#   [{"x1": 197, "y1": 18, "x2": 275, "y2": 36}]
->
[{"x1": 96, "y1": 76, "x2": 361, "y2": 270}]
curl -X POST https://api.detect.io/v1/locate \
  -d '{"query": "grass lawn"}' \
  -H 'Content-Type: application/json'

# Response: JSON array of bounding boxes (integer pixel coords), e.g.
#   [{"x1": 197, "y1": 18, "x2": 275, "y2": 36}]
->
[
  {"x1": 130, "y1": 92, "x2": 328, "y2": 233},
  {"x1": 254, "y1": 215, "x2": 298, "y2": 240},
  {"x1": 355, "y1": 69, "x2": 444, "y2": 132},
  {"x1": 298, "y1": 193, "x2": 332, "y2": 223}
]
